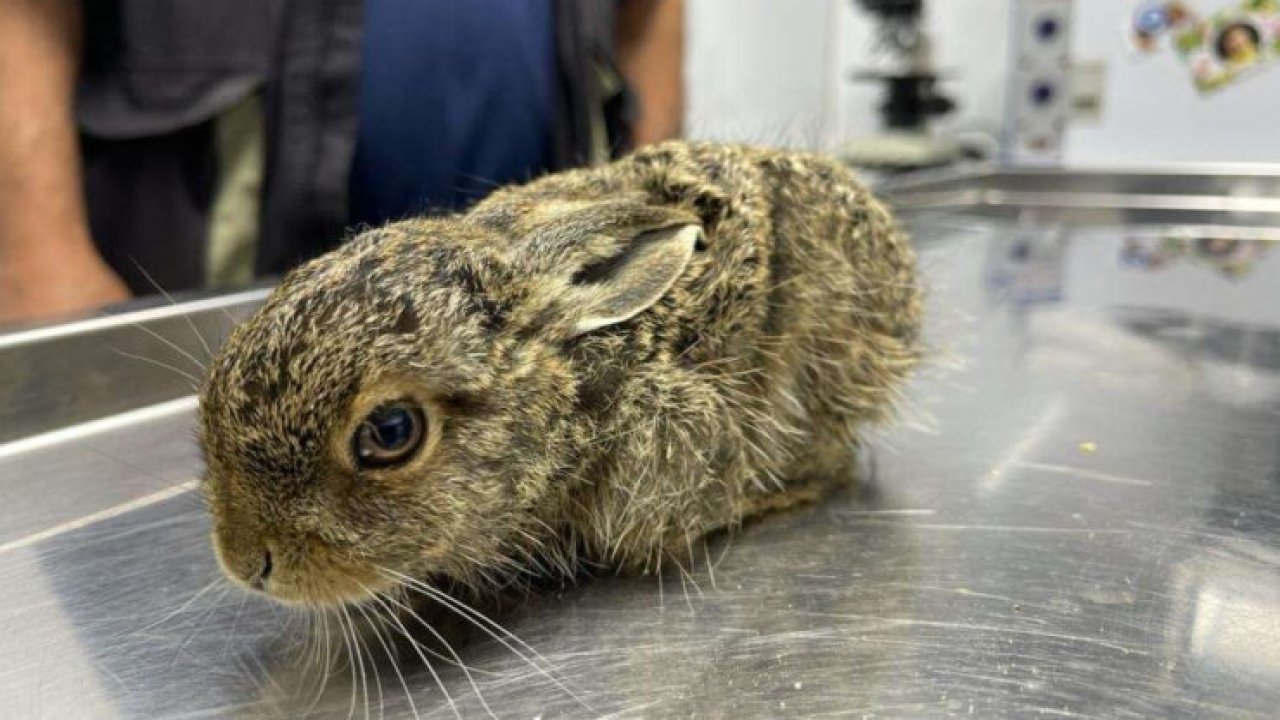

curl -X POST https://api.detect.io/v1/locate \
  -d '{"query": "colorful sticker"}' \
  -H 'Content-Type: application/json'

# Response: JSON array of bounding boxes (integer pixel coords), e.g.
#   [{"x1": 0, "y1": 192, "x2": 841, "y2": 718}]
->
[
  {"x1": 1131, "y1": 1, "x2": 1280, "y2": 92},
  {"x1": 1120, "y1": 236, "x2": 1186, "y2": 269}
]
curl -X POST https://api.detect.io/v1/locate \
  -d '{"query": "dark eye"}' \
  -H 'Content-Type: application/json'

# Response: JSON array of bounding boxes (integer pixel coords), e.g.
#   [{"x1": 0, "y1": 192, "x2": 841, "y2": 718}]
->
[{"x1": 353, "y1": 402, "x2": 426, "y2": 469}]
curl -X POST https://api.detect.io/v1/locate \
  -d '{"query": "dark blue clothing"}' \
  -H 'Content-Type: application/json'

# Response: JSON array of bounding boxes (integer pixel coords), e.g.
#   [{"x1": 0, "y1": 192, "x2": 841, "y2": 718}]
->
[{"x1": 349, "y1": 0, "x2": 558, "y2": 226}]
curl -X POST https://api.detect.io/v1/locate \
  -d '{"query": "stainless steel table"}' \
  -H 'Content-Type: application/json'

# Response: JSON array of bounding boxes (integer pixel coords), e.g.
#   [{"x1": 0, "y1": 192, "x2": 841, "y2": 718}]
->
[{"x1": 1, "y1": 168, "x2": 1278, "y2": 718}]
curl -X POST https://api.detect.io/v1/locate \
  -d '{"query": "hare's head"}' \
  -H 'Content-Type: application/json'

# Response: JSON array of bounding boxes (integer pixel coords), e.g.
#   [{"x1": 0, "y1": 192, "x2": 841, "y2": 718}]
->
[{"x1": 200, "y1": 194, "x2": 703, "y2": 607}]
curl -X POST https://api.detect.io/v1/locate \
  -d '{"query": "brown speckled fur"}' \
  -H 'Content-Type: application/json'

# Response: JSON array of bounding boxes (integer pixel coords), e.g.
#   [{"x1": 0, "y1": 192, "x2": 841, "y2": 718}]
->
[{"x1": 199, "y1": 141, "x2": 922, "y2": 607}]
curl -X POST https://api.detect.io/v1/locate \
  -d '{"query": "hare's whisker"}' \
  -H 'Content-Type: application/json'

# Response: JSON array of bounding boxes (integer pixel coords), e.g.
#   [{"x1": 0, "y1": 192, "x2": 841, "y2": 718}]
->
[
  {"x1": 302, "y1": 611, "x2": 323, "y2": 672},
  {"x1": 129, "y1": 258, "x2": 215, "y2": 362},
  {"x1": 301, "y1": 610, "x2": 337, "y2": 718},
  {"x1": 379, "y1": 590, "x2": 502, "y2": 676},
  {"x1": 378, "y1": 567, "x2": 593, "y2": 712},
  {"x1": 377, "y1": 589, "x2": 497, "y2": 719},
  {"x1": 363, "y1": 588, "x2": 462, "y2": 720},
  {"x1": 335, "y1": 607, "x2": 359, "y2": 720},
  {"x1": 703, "y1": 539, "x2": 718, "y2": 591},
  {"x1": 221, "y1": 591, "x2": 251, "y2": 661},
  {"x1": 167, "y1": 584, "x2": 232, "y2": 670},
  {"x1": 348, "y1": 601, "x2": 387, "y2": 720},
  {"x1": 245, "y1": 645, "x2": 284, "y2": 696},
  {"x1": 134, "y1": 576, "x2": 222, "y2": 635},
  {"x1": 232, "y1": 652, "x2": 269, "y2": 697},
  {"x1": 128, "y1": 320, "x2": 208, "y2": 373},
  {"x1": 111, "y1": 347, "x2": 201, "y2": 388},
  {"x1": 340, "y1": 606, "x2": 367, "y2": 720},
  {"x1": 683, "y1": 536, "x2": 706, "y2": 599},
  {"x1": 358, "y1": 600, "x2": 423, "y2": 720}
]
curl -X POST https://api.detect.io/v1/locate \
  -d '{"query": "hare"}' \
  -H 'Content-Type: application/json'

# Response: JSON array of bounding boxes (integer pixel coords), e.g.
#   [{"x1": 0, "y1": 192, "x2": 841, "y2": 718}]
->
[{"x1": 199, "y1": 141, "x2": 922, "y2": 608}]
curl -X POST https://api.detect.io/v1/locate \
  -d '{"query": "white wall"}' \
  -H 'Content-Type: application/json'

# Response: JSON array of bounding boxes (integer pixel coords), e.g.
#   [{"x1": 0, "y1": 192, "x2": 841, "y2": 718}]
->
[
  {"x1": 685, "y1": 0, "x2": 1280, "y2": 164},
  {"x1": 684, "y1": 0, "x2": 1012, "y2": 152},
  {"x1": 684, "y1": 0, "x2": 843, "y2": 149},
  {"x1": 1065, "y1": 0, "x2": 1280, "y2": 165},
  {"x1": 835, "y1": 1, "x2": 1013, "y2": 148}
]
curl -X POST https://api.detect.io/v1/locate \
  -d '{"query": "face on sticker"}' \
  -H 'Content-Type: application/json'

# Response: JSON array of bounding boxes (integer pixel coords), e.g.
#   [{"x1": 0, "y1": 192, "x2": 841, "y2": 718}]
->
[
  {"x1": 1197, "y1": 238, "x2": 1241, "y2": 258},
  {"x1": 1217, "y1": 23, "x2": 1261, "y2": 64}
]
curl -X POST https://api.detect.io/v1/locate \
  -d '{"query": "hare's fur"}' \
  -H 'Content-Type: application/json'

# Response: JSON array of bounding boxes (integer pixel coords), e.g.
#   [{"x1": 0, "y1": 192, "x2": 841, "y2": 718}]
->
[{"x1": 200, "y1": 141, "x2": 922, "y2": 607}]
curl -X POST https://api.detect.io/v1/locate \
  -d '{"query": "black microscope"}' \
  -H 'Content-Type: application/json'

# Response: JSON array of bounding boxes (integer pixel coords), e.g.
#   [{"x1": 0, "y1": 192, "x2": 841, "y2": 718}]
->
[{"x1": 842, "y1": 0, "x2": 968, "y2": 171}]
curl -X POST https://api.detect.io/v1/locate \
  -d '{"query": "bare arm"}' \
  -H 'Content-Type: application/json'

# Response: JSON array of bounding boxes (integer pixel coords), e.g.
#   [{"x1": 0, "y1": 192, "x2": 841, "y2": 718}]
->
[
  {"x1": 0, "y1": 0, "x2": 128, "y2": 326},
  {"x1": 616, "y1": 0, "x2": 685, "y2": 146}
]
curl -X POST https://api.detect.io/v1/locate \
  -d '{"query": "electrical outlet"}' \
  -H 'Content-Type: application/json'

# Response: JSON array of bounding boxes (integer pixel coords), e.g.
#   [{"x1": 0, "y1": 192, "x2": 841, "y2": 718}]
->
[
  {"x1": 1004, "y1": 0, "x2": 1075, "y2": 165},
  {"x1": 1069, "y1": 59, "x2": 1107, "y2": 125}
]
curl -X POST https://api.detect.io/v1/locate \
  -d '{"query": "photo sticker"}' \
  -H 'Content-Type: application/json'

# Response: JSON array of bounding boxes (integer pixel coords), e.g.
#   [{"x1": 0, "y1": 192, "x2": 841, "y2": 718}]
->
[
  {"x1": 1119, "y1": 235, "x2": 1275, "y2": 279},
  {"x1": 1131, "y1": 0, "x2": 1280, "y2": 92}
]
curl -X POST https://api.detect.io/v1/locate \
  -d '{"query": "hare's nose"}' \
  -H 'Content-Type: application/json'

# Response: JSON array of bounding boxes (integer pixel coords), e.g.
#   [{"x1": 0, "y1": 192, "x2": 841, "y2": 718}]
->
[{"x1": 250, "y1": 550, "x2": 273, "y2": 591}]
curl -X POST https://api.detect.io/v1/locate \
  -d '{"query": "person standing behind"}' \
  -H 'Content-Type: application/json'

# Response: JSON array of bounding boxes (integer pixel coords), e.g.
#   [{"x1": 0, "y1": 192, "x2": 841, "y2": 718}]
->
[{"x1": 0, "y1": 0, "x2": 684, "y2": 326}]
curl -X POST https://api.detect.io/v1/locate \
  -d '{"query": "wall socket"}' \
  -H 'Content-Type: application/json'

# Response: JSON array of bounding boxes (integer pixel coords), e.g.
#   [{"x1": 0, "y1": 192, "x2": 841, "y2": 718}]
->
[
  {"x1": 1004, "y1": 0, "x2": 1075, "y2": 165},
  {"x1": 1068, "y1": 59, "x2": 1108, "y2": 125}
]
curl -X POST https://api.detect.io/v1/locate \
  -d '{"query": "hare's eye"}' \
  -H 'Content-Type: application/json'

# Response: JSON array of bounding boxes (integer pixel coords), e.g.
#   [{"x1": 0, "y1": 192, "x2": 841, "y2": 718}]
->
[{"x1": 354, "y1": 403, "x2": 426, "y2": 469}]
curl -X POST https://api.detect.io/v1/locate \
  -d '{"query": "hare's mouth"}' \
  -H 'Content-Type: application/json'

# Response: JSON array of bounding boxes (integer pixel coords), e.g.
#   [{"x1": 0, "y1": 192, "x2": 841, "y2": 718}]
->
[{"x1": 260, "y1": 559, "x2": 393, "y2": 609}]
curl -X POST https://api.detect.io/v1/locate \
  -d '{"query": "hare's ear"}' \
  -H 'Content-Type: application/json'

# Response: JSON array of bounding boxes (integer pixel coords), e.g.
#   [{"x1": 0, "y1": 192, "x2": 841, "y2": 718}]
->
[{"x1": 567, "y1": 224, "x2": 702, "y2": 336}]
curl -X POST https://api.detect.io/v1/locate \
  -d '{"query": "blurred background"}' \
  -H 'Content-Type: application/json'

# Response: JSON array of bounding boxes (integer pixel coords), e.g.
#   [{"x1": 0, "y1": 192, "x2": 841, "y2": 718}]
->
[
  {"x1": 688, "y1": 0, "x2": 1280, "y2": 165},
  {"x1": 0, "y1": 0, "x2": 1277, "y2": 327}
]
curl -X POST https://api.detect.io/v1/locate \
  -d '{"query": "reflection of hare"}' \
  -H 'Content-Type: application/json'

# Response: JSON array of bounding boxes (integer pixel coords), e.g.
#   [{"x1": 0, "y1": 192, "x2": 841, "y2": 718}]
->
[{"x1": 198, "y1": 141, "x2": 923, "y2": 609}]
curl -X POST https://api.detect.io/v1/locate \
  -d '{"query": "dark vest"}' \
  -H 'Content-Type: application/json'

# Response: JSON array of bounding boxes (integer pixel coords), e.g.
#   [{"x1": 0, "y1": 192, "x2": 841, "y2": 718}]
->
[{"x1": 77, "y1": 0, "x2": 634, "y2": 293}]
